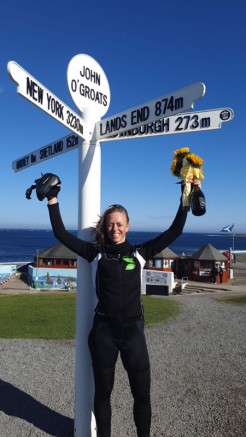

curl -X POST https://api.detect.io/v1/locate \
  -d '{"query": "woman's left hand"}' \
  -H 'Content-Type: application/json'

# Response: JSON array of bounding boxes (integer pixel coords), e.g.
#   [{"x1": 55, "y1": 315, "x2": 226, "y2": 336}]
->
[
  {"x1": 193, "y1": 179, "x2": 201, "y2": 189},
  {"x1": 186, "y1": 178, "x2": 201, "y2": 189}
]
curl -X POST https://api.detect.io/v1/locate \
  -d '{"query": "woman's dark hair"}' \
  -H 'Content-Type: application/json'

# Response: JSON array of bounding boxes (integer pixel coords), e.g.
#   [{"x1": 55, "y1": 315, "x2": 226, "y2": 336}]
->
[{"x1": 92, "y1": 204, "x2": 129, "y2": 248}]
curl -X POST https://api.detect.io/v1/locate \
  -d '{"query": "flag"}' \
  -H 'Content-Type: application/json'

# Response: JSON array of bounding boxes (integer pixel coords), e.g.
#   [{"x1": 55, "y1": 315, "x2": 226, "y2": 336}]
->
[{"x1": 220, "y1": 223, "x2": 234, "y2": 233}]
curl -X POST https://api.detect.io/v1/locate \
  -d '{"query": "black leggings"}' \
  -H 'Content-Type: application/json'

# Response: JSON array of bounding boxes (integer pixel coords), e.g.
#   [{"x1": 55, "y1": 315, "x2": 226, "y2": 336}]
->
[{"x1": 88, "y1": 315, "x2": 151, "y2": 437}]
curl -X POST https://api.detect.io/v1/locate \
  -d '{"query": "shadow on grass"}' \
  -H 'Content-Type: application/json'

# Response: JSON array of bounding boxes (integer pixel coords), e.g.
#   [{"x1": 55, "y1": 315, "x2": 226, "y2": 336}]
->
[{"x1": 0, "y1": 379, "x2": 73, "y2": 436}]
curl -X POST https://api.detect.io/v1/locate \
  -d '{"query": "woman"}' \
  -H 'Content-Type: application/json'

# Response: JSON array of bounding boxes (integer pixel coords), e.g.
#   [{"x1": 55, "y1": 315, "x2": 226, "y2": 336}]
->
[{"x1": 42, "y1": 176, "x2": 200, "y2": 437}]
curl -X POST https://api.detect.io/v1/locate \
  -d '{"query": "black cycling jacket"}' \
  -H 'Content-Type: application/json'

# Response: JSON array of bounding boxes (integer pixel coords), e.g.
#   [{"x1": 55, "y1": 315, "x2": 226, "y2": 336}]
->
[{"x1": 48, "y1": 202, "x2": 187, "y2": 322}]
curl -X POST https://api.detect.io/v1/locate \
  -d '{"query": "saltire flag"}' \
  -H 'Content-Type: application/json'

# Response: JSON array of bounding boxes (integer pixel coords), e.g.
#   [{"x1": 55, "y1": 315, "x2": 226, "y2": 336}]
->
[{"x1": 220, "y1": 223, "x2": 234, "y2": 233}]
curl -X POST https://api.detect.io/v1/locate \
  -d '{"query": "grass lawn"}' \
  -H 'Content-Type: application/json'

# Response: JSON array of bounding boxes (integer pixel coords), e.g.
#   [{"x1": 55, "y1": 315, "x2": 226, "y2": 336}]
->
[
  {"x1": 220, "y1": 295, "x2": 246, "y2": 305},
  {"x1": 0, "y1": 293, "x2": 180, "y2": 340},
  {"x1": 143, "y1": 295, "x2": 180, "y2": 325},
  {"x1": 0, "y1": 293, "x2": 76, "y2": 339}
]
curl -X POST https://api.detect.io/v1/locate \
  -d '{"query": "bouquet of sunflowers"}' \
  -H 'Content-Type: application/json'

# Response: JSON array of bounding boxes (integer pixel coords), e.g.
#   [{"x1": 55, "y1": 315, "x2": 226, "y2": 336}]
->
[{"x1": 171, "y1": 147, "x2": 204, "y2": 210}]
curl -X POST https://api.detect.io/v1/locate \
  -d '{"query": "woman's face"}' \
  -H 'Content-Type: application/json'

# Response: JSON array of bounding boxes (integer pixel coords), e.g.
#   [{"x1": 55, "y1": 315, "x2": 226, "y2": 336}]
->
[{"x1": 106, "y1": 211, "x2": 130, "y2": 244}]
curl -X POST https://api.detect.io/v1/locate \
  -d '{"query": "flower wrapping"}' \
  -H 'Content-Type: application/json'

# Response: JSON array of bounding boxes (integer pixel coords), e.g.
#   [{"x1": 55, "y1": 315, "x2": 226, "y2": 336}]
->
[{"x1": 171, "y1": 148, "x2": 204, "y2": 210}]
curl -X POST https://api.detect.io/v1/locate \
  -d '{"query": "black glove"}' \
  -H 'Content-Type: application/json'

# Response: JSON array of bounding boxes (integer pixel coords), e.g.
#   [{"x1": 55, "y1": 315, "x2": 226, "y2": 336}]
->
[{"x1": 25, "y1": 173, "x2": 61, "y2": 201}]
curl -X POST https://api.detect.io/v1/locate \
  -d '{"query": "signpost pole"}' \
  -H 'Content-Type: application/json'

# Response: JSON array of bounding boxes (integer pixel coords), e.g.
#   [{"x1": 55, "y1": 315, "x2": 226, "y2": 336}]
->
[{"x1": 74, "y1": 109, "x2": 99, "y2": 437}]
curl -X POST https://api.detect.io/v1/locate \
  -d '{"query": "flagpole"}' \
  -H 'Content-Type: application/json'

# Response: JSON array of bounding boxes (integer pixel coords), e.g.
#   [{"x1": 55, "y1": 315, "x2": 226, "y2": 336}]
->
[
  {"x1": 230, "y1": 223, "x2": 235, "y2": 279},
  {"x1": 221, "y1": 223, "x2": 234, "y2": 279}
]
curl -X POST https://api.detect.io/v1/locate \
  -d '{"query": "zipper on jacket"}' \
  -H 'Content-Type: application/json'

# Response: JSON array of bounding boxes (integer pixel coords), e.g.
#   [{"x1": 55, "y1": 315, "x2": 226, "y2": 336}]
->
[{"x1": 118, "y1": 254, "x2": 123, "y2": 322}]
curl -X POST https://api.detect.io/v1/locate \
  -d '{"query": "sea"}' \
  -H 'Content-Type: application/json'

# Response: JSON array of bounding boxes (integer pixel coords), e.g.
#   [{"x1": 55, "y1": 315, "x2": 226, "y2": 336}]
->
[{"x1": 0, "y1": 229, "x2": 245, "y2": 264}]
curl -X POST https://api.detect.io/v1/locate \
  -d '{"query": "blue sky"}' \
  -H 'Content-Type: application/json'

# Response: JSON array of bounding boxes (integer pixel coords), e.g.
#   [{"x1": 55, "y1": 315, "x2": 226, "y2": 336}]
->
[{"x1": 1, "y1": 0, "x2": 245, "y2": 232}]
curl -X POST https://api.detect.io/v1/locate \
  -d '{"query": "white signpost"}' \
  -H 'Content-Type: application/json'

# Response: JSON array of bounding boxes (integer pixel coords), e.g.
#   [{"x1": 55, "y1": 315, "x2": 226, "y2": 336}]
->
[
  {"x1": 12, "y1": 108, "x2": 234, "y2": 173},
  {"x1": 93, "y1": 82, "x2": 206, "y2": 140},
  {"x1": 66, "y1": 54, "x2": 111, "y2": 437},
  {"x1": 7, "y1": 61, "x2": 92, "y2": 141},
  {"x1": 12, "y1": 133, "x2": 82, "y2": 172},
  {"x1": 67, "y1": 54, "x2": 110, "y2": 119},
  {"x1": 99, "y1": 108, "x2": 234, "y2": 141},
  {"x1": 9, "y1": 54, "x2": 234, "y2": 437}
]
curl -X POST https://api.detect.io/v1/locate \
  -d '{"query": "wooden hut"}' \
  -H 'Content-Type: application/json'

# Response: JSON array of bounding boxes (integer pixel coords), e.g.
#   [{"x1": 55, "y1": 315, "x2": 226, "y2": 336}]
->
[
  {"x1": 188, "y1": 243, "x2": 229, "y2": 283},
  {"x1": 35, "y1": 243, "x2": 77, "y2": 269},
  {"x1": 145, "y1": 247, "x2": 177, "y2": 272},
  {"x1": 28, "y1": 243, "x2": 78, "y2": 289}
]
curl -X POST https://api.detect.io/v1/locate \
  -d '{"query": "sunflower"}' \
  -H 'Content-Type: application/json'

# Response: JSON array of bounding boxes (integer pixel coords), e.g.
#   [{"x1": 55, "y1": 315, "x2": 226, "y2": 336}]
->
[
  {"x1": 186, "y1": 153, "x2": 204, "y2": 167},
  {"x1": 170, "y1": 147, "x2": 190, "y2": 177}
]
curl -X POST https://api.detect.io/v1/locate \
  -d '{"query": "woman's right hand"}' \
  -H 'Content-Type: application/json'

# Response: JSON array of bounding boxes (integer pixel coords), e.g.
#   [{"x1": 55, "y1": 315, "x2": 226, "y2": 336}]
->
[
  {"x1": 48, "y1": 197, "x2": 58, "y2": 205},
  {"x1": 48, "y1": 185, "x2": 60, "y2": 204}
]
